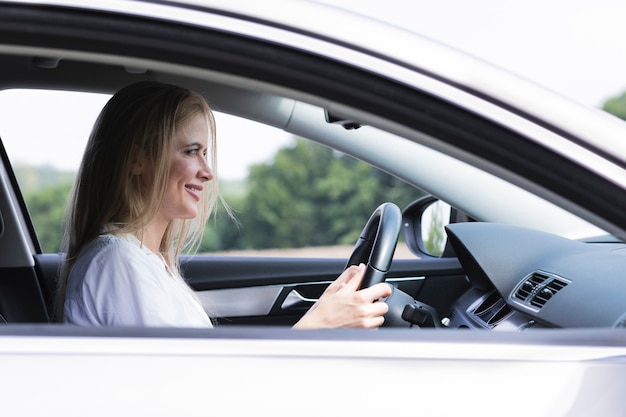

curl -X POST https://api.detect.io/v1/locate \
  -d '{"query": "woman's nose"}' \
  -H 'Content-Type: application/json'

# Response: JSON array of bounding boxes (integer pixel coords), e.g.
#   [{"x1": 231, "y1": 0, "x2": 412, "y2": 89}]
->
[{"x1": 199, "y1": 158, "x2": 214, "y2": 182}]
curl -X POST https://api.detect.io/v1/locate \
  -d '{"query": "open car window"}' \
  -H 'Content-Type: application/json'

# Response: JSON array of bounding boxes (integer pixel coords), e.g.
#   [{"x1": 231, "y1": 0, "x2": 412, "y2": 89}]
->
[{"x1": 0, "y1": 89, "x2": 420, "y2": 258}]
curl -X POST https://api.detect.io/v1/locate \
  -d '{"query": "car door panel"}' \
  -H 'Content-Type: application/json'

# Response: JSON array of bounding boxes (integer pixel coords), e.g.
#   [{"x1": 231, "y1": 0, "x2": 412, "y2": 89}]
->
[{"x1": 183, "y1": 255, "x2": 469, "y2": 325}]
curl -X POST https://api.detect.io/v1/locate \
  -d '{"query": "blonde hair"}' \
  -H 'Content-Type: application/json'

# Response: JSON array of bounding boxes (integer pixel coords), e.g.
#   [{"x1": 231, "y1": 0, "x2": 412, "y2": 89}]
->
[{"x1": 55, "y1": 82, "x2": 219, "y2": 321}]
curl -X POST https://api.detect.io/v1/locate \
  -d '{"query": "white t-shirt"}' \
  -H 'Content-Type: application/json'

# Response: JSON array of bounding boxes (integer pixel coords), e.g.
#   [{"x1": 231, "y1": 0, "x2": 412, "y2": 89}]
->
[{"x1": 64, "y1": 233, "x2": 213, "y2": 328}]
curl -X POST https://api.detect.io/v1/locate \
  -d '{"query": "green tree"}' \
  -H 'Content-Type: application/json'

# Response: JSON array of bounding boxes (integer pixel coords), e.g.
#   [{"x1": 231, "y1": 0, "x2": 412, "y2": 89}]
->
[
  {"x1": 24, "y1": 181, "x2": 72, "y2": 252},
  {"x1": 237, "y1": 138, "x2": 422, "y2": 250},
  {"x1": 200, "y1": 195, "x2": 244, "y2": 252},
  {"x1": 603, "y1": 92, "x2": 626, "y2": 121},
  {"x1": 241, "y1": 140, "x2": 330, "y2": 248}
]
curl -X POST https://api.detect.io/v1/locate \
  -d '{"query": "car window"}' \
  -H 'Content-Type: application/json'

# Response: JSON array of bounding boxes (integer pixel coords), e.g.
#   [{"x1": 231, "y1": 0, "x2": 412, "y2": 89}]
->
[{"x1": 0, "y1": 89, "x2": 419, "y2": 258}]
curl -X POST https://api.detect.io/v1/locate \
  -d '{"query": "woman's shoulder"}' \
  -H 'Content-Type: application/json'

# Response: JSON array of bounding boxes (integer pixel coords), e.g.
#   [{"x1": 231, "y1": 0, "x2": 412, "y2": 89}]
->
[
  {"x1": 72, "y1": 233, "x2": 151, "y2": 274},
  {"x1": 69, "y1": 233, "x2": 166, "y2": 291},
  {"x1": 82, "y1": 233, "x2": 142, "y2": 259}
]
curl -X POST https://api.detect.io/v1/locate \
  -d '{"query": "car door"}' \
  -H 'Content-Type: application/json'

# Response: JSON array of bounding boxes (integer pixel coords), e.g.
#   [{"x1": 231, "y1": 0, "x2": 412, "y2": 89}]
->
[{"x1": 182, "y1": 252, "x2": 468, "y2": 327}]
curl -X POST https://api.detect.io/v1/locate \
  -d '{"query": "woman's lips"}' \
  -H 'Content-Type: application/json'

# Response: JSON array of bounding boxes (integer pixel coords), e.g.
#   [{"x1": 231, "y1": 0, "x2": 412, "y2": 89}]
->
[{"x1": 185, "y1": 184, "x2": 202, "y2": 201}]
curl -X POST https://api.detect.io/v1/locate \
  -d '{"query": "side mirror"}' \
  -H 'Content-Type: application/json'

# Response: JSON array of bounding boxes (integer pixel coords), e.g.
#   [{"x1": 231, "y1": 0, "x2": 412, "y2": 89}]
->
[{"x1": 402, "y1": 195, "x2": 461, "y2": 257}]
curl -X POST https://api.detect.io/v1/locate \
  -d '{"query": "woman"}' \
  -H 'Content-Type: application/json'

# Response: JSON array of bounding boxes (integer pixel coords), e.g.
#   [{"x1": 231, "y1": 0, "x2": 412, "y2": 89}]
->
[{"x1": 56, "y1": 81, "x2": 391, "y2": 328}]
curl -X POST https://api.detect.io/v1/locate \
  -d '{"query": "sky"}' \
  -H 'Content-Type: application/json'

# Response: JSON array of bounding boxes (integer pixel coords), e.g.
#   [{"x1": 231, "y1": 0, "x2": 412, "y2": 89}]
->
[
  {"x1": 2, "y1": 0, "x2": 626, "y2": 179},
  {"x1": 319, "y1": 0, "x2": 626, "y2": 107}
]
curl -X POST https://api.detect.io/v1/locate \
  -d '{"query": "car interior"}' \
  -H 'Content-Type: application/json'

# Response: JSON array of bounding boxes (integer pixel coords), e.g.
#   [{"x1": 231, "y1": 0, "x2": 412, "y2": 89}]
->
[{"x1": 1, "y1": 3, "x2": 626, "y2": 333}]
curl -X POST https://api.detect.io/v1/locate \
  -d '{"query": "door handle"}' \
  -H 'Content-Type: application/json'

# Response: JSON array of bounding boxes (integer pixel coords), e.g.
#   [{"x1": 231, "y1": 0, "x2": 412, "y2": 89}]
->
[{"x1": 281, "y1": 289, "x2": 317, "y2": 310}]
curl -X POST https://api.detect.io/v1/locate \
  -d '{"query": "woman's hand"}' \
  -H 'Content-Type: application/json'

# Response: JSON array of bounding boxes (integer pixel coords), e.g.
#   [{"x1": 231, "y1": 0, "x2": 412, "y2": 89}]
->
[{"x1": 293, "y1": 263, "x2": 392, "y2": 329}]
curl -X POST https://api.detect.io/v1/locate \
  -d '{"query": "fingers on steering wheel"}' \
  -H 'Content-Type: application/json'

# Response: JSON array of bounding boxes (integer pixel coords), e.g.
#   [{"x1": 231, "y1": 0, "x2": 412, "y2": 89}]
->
[
  {"x1": 336, "y1": 264, "x2": 365, "y2": 287},
  {"x1": 361, "y1": 302, "x2": 389, "y2": 328},
  {"x1": 322, "y1": 264, "x2": 362, "y2": 296},
  {"x1": 359, "y1": 282, "x2": 392, "y2": 301}
]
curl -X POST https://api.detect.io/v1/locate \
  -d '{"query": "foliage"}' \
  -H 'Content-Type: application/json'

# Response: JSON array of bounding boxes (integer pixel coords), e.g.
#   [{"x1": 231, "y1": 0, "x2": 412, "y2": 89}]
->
[
  {"x1": 226, "y1": 138, "x2": 423, "y2": 250},
  {"x1": 24, "y1": 181, "x2": 72, "y2": 252},
  {"x1": 603, "y1": 92, "x2": 626, "y2": 121},
  {"x1": 199, "y1": 193, "x2": 244, "y2": 252}
]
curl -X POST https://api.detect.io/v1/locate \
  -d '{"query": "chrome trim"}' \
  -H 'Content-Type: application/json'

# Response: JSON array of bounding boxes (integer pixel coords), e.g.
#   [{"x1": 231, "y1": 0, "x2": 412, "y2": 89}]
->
[
  {"x1": 281, "y1": 289, "x2": 316, "y2": 310},
  {"x1": 196, "y1": 286, "x2": 282, "y2": 318}
]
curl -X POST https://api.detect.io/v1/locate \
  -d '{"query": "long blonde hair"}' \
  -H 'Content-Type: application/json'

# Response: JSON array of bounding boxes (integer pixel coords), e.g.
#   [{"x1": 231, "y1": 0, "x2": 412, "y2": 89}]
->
[{"x1": 55, "y1": 82, "x2": 219, "y2": 321}]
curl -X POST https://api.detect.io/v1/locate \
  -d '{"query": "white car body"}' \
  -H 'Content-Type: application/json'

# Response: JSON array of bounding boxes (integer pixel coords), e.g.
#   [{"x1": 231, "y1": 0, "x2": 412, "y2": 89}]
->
[{"x1": 2, "y1": 327, "x2": 625, "y2": 416}]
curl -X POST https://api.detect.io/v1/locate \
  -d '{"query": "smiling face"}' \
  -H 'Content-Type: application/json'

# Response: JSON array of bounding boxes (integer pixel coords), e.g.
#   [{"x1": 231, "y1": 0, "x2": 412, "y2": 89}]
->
[{"x1": 156, "y1": 113, "x2": 214, "y2": 225}]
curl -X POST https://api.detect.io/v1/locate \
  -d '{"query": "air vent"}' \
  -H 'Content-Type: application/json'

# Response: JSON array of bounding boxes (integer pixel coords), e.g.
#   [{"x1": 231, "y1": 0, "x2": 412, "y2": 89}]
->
[
  {"x1": 487, "y1": 304, "x2": 513, "y2": 326},
  {"x1": 469, "y1": 291, "x2": 513, "y2": 328},
  {"x1": 474, "y1": 291, "x2": 502, "y2": 315},
  {"x1": 530, "y1": 279, "x2": 568, "y2": 308},
  {"x1": 511, "y1": 271, "x2": 570, "y2": 311},
  {"x1": 513, "y1": 272, "x2": 549, "y2": 301}
]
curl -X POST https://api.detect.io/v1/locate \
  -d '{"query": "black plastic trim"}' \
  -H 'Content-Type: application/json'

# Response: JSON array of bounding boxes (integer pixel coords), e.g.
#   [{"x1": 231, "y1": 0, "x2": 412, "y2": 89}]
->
[{"x1": 180, "y1": 256, "x2": 462, "y2": 291}]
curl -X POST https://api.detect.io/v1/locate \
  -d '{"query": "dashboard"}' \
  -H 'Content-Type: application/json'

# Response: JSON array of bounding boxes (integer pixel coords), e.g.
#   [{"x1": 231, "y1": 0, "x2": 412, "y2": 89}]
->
[{"x1": 444, "y1": 223, "x2": 626, "y2": 329}]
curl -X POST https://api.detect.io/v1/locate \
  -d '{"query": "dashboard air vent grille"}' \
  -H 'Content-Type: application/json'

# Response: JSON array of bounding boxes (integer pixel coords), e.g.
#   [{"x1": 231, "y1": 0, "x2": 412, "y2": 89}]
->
[
  {"x1": 511, "y1": 271, "x2": 570, "y2": 311},
  {"x1": 530, "y1": 279, "x2": 568, "y2": 308},
  {"x1": 468, "y1": 290, "x2": 513, "y2": 328},
  {"x1": 513, "y1": 273, "x2": 549, "y2": 301}
]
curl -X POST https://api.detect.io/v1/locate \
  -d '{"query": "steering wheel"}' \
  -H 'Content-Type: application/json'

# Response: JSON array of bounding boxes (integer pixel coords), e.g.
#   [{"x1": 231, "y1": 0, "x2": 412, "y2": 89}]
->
[{"x1": 345, "y1": 202, "x2": 402, "y2": 289}]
